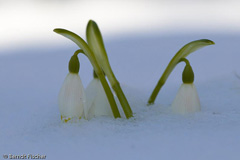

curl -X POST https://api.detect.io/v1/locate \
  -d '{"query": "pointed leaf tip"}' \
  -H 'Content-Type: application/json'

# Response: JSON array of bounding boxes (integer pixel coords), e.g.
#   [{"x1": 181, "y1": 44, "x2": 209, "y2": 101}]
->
[
  {"x1": 87, "y1": 20, "x2": 98, "y2": 30},
  {"x1": 210, "y1": 40, "x2": 215, "y2": 45},
  {"x1": 53, "y1": 28, "x2": 59, "y2": 33},
  {"x1": 53, "y1": 28, "x2": 65, "y2": 34},
  {"x1": 199, "y1": 39, "x2": 215, "y2": 45},
  {"x1": 88, "y1": 19, "x2": 95, "y2": 23}
]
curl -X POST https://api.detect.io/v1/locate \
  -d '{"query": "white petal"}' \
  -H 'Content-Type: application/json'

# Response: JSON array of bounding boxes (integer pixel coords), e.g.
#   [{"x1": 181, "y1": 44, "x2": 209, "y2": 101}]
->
[
  {"x1": 171, "y1": 83, "x2": 201, "y2": 114},
  {"x1": 58, "y1": 73, "x2": 85, "y2": 119},
  {"x1": 85, "y1": 78, "x2": 113, "y2": 120}
]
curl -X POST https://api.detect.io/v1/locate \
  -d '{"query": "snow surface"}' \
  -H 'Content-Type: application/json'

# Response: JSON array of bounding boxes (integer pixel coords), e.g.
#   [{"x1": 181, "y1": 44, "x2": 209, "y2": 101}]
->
[{"x1": 0, "y1": 32, "x2": 240, "y2": 160}]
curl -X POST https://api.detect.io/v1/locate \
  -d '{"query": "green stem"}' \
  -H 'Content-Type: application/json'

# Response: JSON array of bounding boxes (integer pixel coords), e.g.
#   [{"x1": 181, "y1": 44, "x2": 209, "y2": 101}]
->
[
  {"x1": 105, "y1": 67, "x2": 133, "y2": 118},
  {"x1": 54, "y1": 28, "x2": 121, "y2": 118},
  {"x1": 148, "y1": 39, "x2": 214, "y2": 105},
  {"x1": 74, "y1": 49, "x2": 84, "y2": 56},
  {"x1": 179, "y1": 58, "x2": 190, "y2": 65},
  {"x1": 112, "y1": 81, "x2": 133, "y2": 119},
  {"x1": 147, "y1": 80, "x2": 164, "y2": 105},
  {"x1": 98, "y1": 73, "x2": 121, "y2": 118}
]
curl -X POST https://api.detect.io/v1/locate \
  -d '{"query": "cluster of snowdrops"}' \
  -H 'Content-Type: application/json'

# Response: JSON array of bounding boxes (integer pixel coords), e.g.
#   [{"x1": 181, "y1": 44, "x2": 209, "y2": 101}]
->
[{"x1": 55, "y1": 20, "x2": 214, "y2": 122}]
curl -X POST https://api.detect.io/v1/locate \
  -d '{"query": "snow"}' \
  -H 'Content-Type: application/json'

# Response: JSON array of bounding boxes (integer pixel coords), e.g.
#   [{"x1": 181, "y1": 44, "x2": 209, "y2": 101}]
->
[
  {"x1": 0, "y1": 33, "x2": 240, "y2": 160},
  {"x1": 1, "y1": 1, "x2": 240, "y2": 160}
]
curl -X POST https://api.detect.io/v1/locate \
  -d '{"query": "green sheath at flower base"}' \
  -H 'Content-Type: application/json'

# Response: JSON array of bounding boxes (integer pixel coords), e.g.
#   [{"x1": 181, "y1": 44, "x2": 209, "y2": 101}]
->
[
  {"x1": 182, "y1": 64, "x2": 194, "y2": 83},
  {"x1": 148, "y1": 39, "x2": 215, "y2": 105},
  {"x1": 179, "y1": 58, "x2": 194, "y2": 83},
  {"x1": 68, "y1": 55, "x2": 80, "y2": 73},
  {"x1": 86, "y1": 20, "x2": 133, "y2": 119},
  {"x1": 54, "y1": 28, "x2": 121, "y2": 118}
]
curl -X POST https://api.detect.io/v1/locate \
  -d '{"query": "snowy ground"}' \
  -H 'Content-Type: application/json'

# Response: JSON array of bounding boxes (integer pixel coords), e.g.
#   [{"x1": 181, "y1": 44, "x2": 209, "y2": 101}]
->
[
  {"x1": 0, "y1": 32, "x2": 240, "y2": 160},
  {"x1": 1, "y1": 0, "x2": 240, "y2": 160}
]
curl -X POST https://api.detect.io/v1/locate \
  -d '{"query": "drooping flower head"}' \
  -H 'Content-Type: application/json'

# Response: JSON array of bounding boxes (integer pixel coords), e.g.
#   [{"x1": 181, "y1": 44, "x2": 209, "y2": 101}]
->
[
  {"x1": 58, "y1": 52, "x2": 86, "y2": 122},
  {"x1": 171, "y1": 58, "x2": 201, "y2": 114}
]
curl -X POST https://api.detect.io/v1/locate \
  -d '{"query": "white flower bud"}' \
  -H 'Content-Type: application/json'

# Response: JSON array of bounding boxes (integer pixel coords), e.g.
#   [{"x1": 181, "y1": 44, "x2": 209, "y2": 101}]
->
[
  {"x1": 171, "y1": 83, "x2": 201, "y2": 114},
  {"x1": 58, "y1": 73, "x2": 86, "y2": 121},
  {"x1": 84, "y1": 78, "x2": 113, "y2": 120}
]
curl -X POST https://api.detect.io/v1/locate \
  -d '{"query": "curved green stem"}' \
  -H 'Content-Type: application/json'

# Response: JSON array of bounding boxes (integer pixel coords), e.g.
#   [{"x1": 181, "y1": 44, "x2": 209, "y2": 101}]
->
[
  {"x1": 74, "y1": 49, "x2": 84, "y2": 56},
  {"x1": 148, "y1": 39, "x2": 215, "y2": 105},
  {"x1": 54, "y1": 28, "x2": 121, "y2": 118},
  {"x1": 179, "y1": 58, "x2": 190, "y2": 65}
]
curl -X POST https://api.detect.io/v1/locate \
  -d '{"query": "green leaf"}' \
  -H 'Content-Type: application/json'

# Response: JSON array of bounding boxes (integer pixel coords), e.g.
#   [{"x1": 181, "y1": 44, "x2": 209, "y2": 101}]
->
[
  {"x1": 86, "y1": 20, "x2": 115, "y2": 84},
  {"x1": 86, "y1": 21, "x2": 133, "y2": 118},
  {"x1": 148, "y1": 39, "x2": 215, "y2": 105}
]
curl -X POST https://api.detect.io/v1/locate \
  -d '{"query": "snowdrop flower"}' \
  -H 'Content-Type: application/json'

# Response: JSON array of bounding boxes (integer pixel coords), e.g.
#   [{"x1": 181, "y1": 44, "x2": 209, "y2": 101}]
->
[
  {"x1": 171, "y1": 59, "x2": 201, "y2": 114},
  {"x1": 84, "y1": 72, "x2": 113, "y2": 120},
  {"x1": 58, "y1": 53, "x2": 85, "y2": 122}
]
